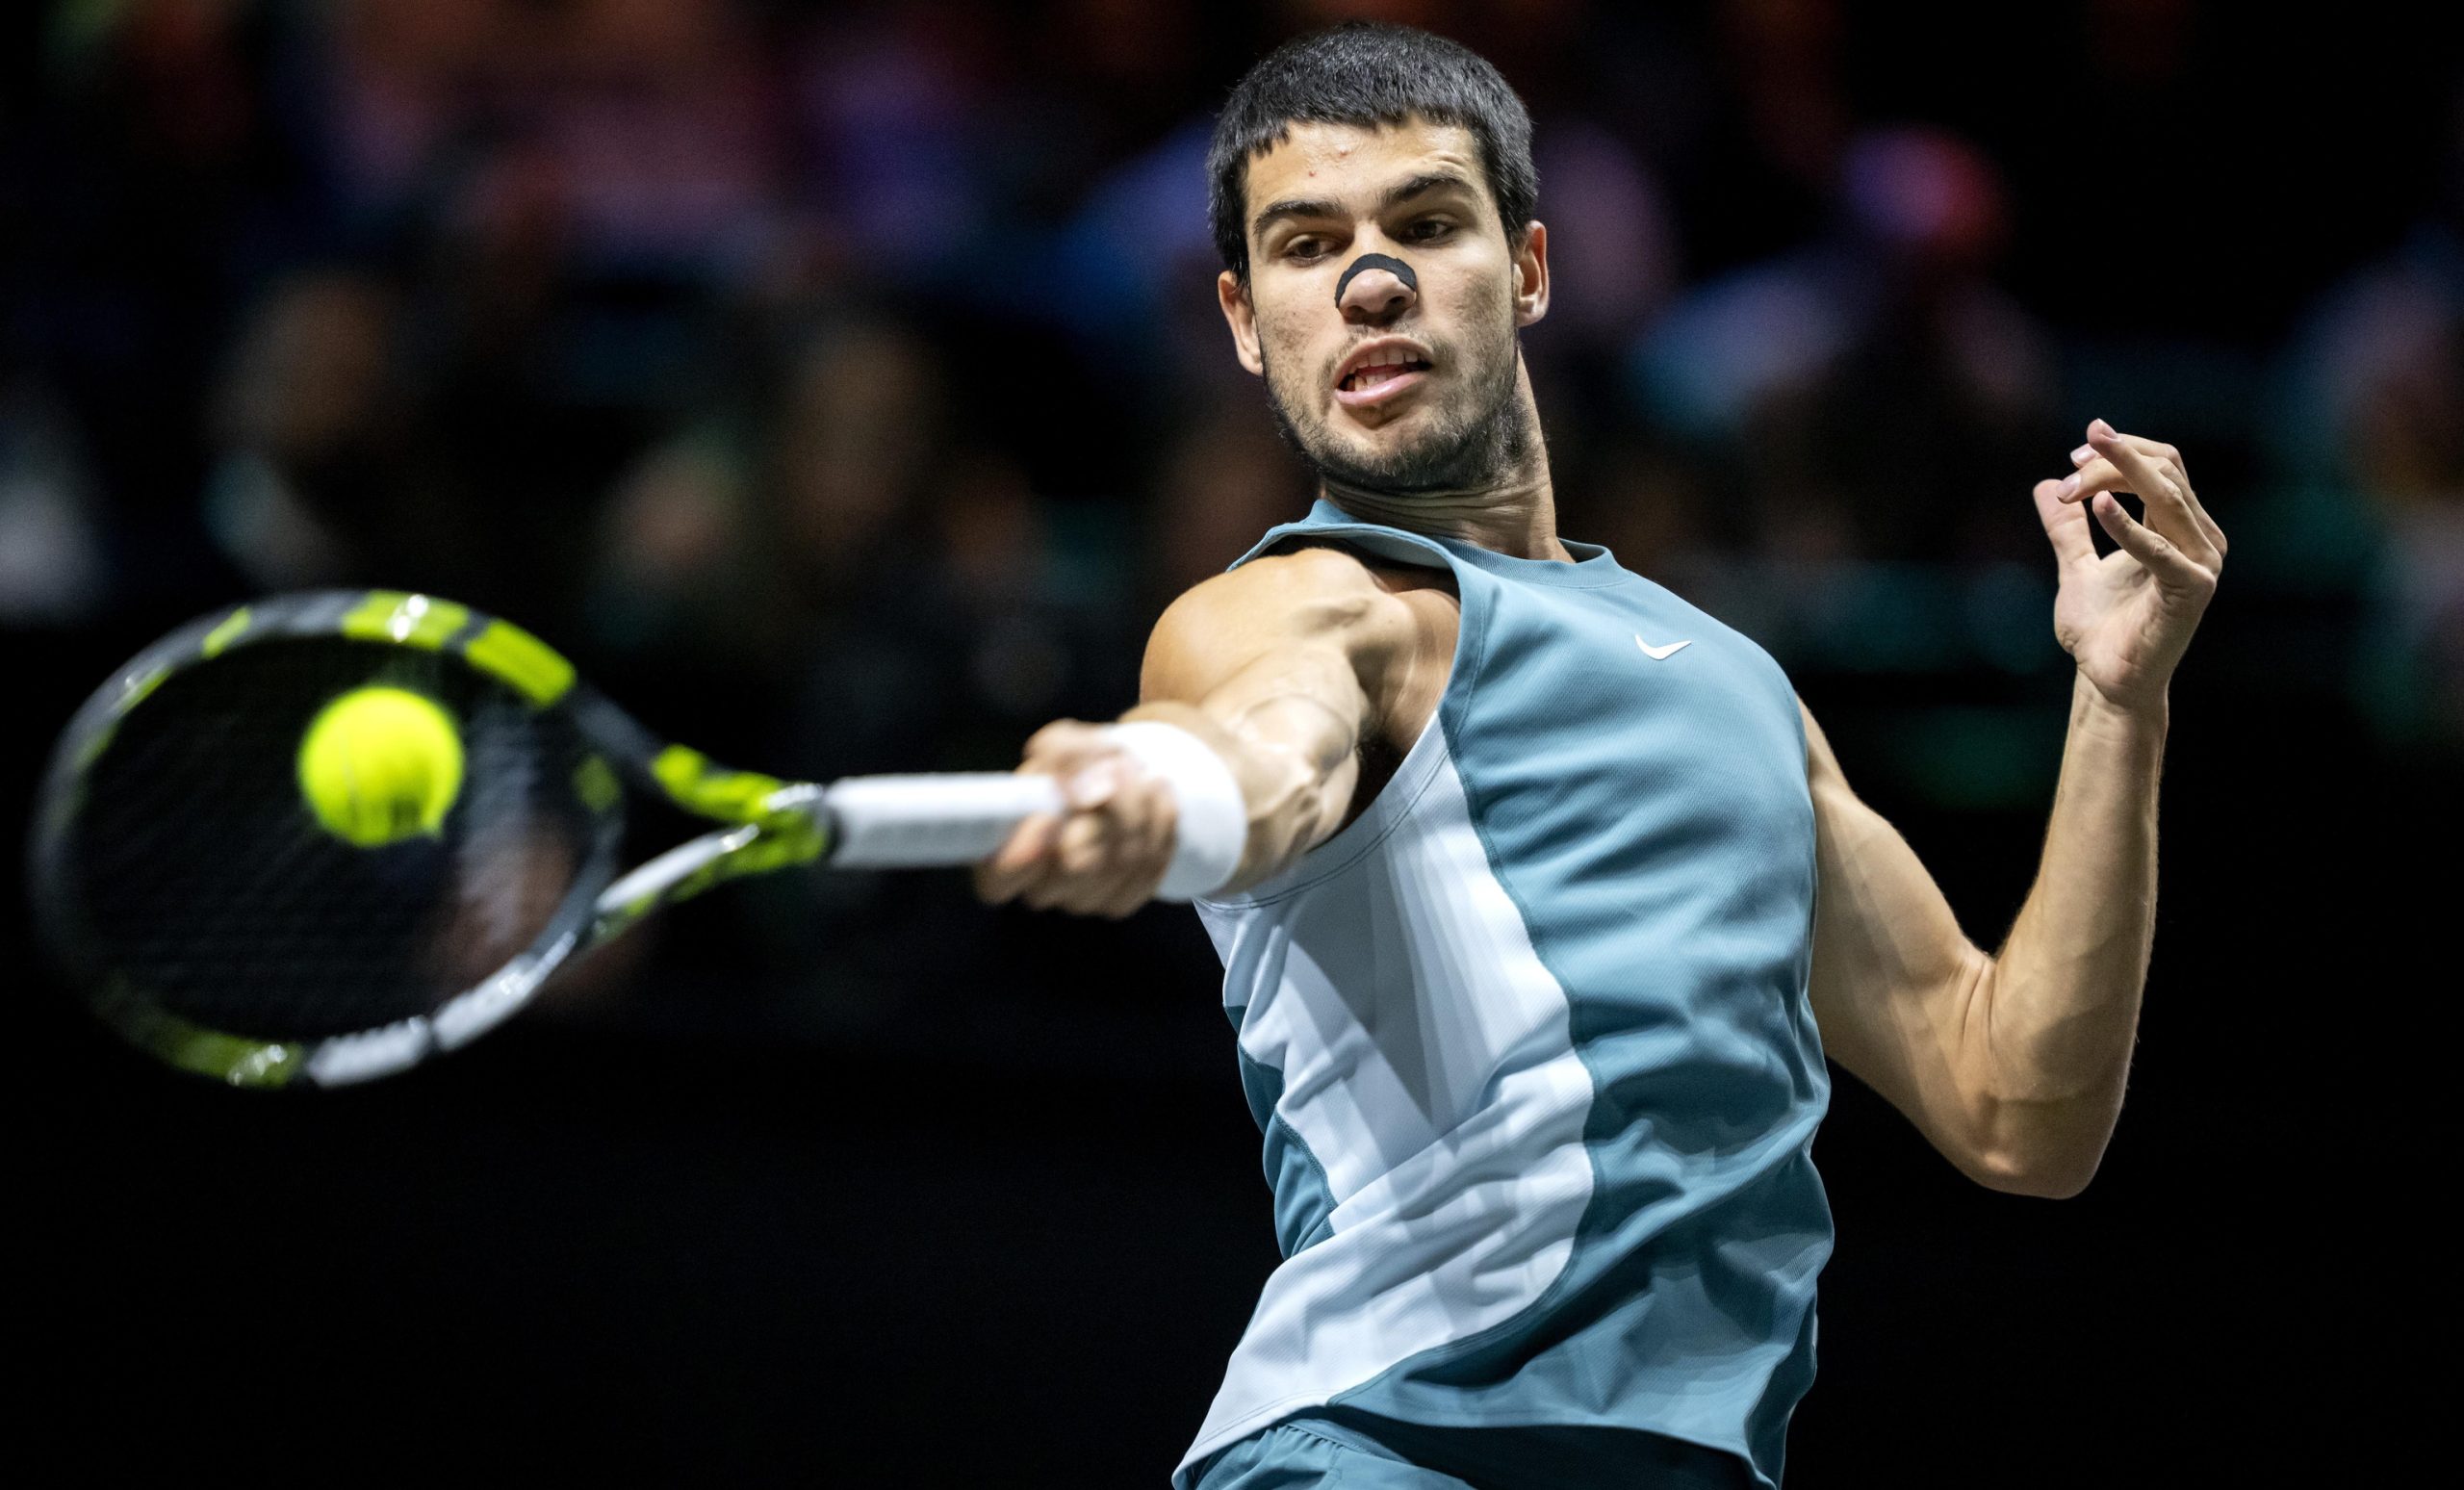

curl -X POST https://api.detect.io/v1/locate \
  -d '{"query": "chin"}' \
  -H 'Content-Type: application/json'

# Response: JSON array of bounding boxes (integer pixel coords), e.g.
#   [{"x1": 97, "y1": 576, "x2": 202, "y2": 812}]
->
[{"x1": 1328, "y1": 397, "x2": 1438, "y2": 451}]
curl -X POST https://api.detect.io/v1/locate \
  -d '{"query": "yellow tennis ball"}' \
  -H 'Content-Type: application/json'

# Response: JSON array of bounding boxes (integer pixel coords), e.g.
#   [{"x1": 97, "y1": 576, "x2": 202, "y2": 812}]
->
[{"x1": 296, "y1": 686, "x2": 466, "y2": 847}]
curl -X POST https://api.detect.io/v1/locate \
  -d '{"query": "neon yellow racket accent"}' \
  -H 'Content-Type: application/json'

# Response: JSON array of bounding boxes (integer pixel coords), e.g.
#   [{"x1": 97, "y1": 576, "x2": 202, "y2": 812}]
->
[
  {"x1": 104, "y1": 985, "x2": 304, "y2": 1088},
  {"x1": 200, "y1": 606, "x2": 252, "y2": 658},
  {"x1": 464, "y1": 619, "x2": 577, "y2": 706},
  {"x1": 341, "y1": 592, "x2": 471, "y2": 650},
  {"x1": 115, "y1": 661, "x2": 170, "y2": 716},
  {"x1": 653, "y1": 745, "x2": 796, "y2": 823},
  {"x1": 573, "y1": 755, "x2": 622, "y2": 813}
]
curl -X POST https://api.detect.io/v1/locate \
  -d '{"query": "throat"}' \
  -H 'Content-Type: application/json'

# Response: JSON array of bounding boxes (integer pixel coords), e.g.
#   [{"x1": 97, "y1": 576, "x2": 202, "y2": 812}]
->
[{"x1": 1318, "y1": 480, "x2": 1573, "y2": 563}]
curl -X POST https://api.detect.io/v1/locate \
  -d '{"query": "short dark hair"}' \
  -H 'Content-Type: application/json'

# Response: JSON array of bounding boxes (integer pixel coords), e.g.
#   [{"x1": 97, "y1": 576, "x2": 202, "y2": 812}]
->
[{"x1": 1206, "y1": 22, "x2": 1538, "y2": 280}]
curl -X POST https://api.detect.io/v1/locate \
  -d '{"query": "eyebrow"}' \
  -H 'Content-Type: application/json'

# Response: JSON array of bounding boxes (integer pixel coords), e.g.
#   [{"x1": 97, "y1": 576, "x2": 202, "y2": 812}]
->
[{"x1": 1248, "y1": 170, "x2": 1480, "y2": 243}]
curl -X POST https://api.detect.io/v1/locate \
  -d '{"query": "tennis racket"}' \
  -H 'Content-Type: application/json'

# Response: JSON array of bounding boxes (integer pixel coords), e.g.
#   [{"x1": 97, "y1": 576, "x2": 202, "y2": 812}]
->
[{"x1": 27, "y1": 589, "x2": 1063, "y2": 1088}]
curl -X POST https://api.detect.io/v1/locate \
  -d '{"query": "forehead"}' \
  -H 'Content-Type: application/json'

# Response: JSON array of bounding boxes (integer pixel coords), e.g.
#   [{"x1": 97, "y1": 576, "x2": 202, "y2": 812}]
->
[{"x1": 1243, "y1": 116, "x2": 1487, "y2": 221}]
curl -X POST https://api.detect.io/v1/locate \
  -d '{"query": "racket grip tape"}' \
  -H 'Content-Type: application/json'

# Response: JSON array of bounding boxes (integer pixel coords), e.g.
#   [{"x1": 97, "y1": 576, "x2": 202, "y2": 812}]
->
[
  {"x1": 819, "y1": 774, "x2": 1065, "y2": 868},
  {"x1": 812, "y1": 723, "x2": 1248, "y2": 905}
]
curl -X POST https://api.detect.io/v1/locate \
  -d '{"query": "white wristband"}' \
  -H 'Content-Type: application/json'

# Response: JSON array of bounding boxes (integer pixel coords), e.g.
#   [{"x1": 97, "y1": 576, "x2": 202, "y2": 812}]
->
[{"x1": 1101, "y1": 721, "x2": 1247, "y2": 903}]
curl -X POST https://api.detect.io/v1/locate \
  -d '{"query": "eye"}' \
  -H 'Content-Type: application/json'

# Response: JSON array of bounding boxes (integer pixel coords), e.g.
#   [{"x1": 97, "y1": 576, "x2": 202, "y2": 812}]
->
[
  {"x1": 1284, "y1": 237, "x2": 1329, "y2": 263},
  {"x1": 1407, "y1": 218, "x2": 1456, "y2": 243}
]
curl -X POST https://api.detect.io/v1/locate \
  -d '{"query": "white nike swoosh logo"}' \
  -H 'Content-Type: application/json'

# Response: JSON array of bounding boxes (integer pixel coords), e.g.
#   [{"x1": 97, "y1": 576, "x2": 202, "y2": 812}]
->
[{"x1": 1636, "y1": 636, "x2": 1693, "y2": 659}]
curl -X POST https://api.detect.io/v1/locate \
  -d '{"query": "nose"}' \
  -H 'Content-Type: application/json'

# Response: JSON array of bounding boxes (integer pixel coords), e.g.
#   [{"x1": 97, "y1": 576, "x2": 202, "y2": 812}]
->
[{"x1": 1338, "y1": 266, "x2": 1416, "y2": 324}]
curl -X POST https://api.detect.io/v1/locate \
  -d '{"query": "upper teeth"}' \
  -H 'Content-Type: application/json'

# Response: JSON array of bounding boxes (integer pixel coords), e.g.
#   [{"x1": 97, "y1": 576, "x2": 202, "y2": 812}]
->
[{"x1": 1347, "y1": 356, "x2": 1420, "y2": 387}]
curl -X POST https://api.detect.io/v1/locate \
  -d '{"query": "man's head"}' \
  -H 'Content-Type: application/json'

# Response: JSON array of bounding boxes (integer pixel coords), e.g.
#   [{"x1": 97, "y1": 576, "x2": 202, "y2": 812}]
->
[{"x1": 1207, "y1": 23, "x2": 1551, "y2": 498}]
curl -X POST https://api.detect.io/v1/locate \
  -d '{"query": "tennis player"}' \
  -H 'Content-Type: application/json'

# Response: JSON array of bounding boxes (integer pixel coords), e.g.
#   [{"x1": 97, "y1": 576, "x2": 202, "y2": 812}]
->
[{"x1": 978, "y1": 23, "x2": 2224, "y2": 1490}]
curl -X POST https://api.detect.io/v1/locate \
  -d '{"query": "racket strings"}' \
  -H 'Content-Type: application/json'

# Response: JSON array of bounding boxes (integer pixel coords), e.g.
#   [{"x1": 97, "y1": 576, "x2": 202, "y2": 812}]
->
[{"x1": 56, "y1": 638, "x2": 604, "y2": 1042}]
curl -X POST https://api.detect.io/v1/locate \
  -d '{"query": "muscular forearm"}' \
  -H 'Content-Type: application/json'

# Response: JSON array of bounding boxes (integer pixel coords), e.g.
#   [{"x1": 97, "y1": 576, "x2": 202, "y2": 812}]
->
[
  {"x1": 1970, "y1": 671, "x2": 2168, "y2": 1189},
  {"x1": 1120, "y1": 676, "x2": 1362, "y2": 893},
  {"x1": 979, "y1": 552, "x2": 1406, "y2": 917}
]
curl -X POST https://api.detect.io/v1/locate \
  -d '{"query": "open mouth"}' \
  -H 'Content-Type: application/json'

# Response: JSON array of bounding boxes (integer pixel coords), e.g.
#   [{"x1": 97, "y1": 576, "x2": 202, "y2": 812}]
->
[
  {"x1": 1334, "y1": 346, "x2": 1435, "y2": 410},
  {"x1": 1338, "y1": 356, "x2": 1432, "y2": 394}
]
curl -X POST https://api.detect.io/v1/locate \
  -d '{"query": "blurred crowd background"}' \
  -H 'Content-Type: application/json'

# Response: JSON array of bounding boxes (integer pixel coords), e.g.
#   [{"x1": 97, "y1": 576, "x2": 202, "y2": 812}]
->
[
  {"x1": 10, "y1": 0, "x2": 2456, "y2": 1044},
  {"x1": 11, "y1": 2, "x2": 2458, "y2": 1482}
]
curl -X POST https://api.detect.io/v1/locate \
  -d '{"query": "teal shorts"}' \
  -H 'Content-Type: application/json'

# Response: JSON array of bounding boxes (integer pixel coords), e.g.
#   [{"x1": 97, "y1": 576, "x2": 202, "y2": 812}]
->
[
  {"x1": 1193, "y1": 1416, "x2": 1476, "y2": 1489},
  {"x1": 1190, "y1": 1413, "x2": 1758, "y2": 1490}
]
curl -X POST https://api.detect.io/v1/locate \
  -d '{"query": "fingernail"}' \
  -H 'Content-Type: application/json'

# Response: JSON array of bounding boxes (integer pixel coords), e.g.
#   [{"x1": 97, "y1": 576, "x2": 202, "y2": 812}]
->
[
  {"x1": 2091, "y1": 418, "x2": 2115, "y2": 438},
  {"x1": 2070, "y1": 444, "x2": 2094, "y2": 464},
  {"x1": 2057, "y1": 474, "x2": 2081, "y2": 499}
]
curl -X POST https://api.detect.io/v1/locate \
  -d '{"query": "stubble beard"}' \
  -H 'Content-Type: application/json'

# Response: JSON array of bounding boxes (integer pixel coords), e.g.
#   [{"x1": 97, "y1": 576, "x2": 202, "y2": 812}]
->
[{"x1": 1258, "y1": 321, "x2": 1533, "y2": 500}]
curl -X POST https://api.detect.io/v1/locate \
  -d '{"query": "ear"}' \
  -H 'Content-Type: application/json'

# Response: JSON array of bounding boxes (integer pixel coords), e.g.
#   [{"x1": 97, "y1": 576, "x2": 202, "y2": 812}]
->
[
  {"x1": 1218, "y1": 270, "x2": 1265, "y2": 377},
  {"x1": 1511, "y1": 221, "x2": 1550, "y2": 328}
]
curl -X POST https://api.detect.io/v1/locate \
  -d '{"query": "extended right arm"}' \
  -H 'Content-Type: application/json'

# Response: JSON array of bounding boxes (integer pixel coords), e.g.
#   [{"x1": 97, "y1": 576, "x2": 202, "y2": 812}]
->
[{"x1": 974, "y1": 546, "x2": 1409, "y2": 916}]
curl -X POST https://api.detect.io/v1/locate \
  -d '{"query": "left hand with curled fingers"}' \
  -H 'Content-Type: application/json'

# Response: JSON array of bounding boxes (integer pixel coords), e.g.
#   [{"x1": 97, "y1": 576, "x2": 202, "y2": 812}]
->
[
  {"x1": 973, "y1": 720, "x2": 1180, "y2": 918},
  {"x1": 2031, "y1": 418, "x2": 2228, "y2": 715}
]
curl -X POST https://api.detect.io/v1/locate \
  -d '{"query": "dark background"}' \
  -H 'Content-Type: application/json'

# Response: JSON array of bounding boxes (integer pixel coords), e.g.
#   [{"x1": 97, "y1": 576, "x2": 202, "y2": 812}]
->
[{"x1": 11, "y1": 2, "x2": 2457, "y2": 1484}]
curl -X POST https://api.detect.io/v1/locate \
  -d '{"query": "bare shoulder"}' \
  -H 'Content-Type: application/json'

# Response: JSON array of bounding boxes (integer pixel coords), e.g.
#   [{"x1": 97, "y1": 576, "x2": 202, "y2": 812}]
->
[
  {"x1": 1142, "y1": 541, "x2": 1424, "y2": 705},
  {"x1": 1796, "y1": 695, "x2": 1842, "y2": 786}
]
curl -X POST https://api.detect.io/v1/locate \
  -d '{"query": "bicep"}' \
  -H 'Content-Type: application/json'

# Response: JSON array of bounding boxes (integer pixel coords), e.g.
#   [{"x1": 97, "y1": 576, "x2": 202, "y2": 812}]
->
[{"x1": 1800, "y1": 698, "x2": 2001, "y2": 1181}]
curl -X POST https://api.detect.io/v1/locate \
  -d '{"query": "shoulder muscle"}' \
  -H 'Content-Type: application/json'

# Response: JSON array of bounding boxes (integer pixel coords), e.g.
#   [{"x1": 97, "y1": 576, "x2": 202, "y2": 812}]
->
[{"x1": 1141, "y1": 542, "x2": 1409, "y2": 706}]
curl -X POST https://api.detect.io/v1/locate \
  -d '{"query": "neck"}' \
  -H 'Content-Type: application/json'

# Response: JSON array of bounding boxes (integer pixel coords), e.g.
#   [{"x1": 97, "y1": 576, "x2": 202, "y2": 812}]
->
[{"x1": 1316, "y1": 359, "x2": 1570, "y2": 561}]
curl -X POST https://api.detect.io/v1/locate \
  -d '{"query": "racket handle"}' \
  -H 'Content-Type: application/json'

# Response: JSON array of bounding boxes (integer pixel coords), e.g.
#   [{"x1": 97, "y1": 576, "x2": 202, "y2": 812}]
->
[{"x1": 814, "y1": 773, "x2": 1066, "y2": 868}]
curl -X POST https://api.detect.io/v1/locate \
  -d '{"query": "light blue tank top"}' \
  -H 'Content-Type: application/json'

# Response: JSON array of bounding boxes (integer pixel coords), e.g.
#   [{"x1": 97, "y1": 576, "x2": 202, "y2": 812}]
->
[{"x1": 1176, "y1": 500, "x2": 1832, "y2": 1490}]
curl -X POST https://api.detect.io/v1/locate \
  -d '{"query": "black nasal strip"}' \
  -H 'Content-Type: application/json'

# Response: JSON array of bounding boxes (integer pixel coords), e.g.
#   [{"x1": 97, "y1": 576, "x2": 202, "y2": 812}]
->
[{"x1": 1335, "y1": 252, "x2": 1418, "y2": 305}]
